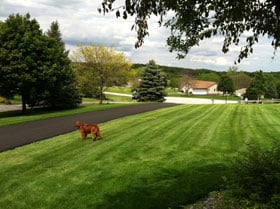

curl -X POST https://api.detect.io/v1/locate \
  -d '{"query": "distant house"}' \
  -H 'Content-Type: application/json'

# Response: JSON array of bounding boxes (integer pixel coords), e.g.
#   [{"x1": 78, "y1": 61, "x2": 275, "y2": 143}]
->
[
  {"x1": 181, "y1": 80, "x2": 219, "y2": 95},
  {"x1": 235, "y1": 88, "x2": 247, "y2": 97}
]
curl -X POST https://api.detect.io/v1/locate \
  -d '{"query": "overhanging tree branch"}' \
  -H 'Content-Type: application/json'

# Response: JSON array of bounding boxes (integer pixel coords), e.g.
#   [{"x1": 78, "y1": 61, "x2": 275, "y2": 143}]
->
[{"x1": 99, "y1": 0, "x2": 280, "y2": 63}]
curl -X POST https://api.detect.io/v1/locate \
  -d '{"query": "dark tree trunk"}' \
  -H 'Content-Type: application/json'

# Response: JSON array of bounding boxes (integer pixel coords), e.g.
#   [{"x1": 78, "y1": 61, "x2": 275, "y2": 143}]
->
[
  {"x1": 99, "y1": 87, "x2": 103, "y2": 104},
  {"x1": 21, "y1": 94, "x2": 27, "y2": 114}
]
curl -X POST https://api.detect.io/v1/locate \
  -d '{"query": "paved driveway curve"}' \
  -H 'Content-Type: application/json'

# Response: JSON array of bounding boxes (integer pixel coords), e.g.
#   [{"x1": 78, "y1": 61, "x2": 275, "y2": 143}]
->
[{"x1": 0, "y1": 103, "x2": 178, "y2": 152}]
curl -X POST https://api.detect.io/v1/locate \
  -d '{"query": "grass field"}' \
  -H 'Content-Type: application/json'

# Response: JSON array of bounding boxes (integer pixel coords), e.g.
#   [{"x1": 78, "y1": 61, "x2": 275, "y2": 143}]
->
[
  {"x1": 0, "y1": 104, "x2": 279, "y2": 209},
  {"x1": 0, "y1": 103, "x2": 135, "y2": 127},
  {"x1": 105, "y1": 86, "x2": 240, "y2": 101}
]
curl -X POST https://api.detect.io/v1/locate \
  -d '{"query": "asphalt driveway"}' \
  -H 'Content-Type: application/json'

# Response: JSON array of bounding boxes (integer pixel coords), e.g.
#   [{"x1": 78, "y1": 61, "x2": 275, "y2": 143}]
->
[{"x1": 0, "y1": 103, "x2": 178, "y2": 152}]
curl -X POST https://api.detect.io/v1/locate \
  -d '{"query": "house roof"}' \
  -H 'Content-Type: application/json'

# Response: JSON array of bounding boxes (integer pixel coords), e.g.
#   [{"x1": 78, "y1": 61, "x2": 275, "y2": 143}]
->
[{"x1": 188, "y1": 80, "x2": 217, "y2": 89}]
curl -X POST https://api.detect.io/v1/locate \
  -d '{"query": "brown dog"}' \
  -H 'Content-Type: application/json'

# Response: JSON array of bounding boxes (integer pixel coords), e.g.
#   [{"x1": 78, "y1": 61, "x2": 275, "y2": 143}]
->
[{"x1": 74, "y1": 121, "x2": 102, "y2": 142}]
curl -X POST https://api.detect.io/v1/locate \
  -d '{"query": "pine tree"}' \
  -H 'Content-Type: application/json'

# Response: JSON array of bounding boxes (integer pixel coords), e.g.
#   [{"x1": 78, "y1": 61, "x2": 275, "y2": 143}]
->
[
  {"x1": 46, "y1": 20, "x2": 67, "y2": 52},
  {"x1": 137, "y1": 60, "x2": 165, "y2": 102},
  {"x1": 44, "y1": 20, "x2": 81, "y2": 109}
]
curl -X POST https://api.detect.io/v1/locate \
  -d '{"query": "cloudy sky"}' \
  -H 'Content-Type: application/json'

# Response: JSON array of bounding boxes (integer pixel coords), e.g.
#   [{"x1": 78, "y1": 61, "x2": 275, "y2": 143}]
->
[{"x1": 1, "y1": 0, "x2": 279, "y2": 72}]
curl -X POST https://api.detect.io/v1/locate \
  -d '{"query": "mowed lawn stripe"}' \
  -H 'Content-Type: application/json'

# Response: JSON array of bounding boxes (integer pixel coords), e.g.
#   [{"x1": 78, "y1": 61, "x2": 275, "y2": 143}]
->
[
  {"x1": 1, "y1": 105, "x2": 280, "y2": 209},
  {"x1": 242, "y1": 105, "x2": 279, "y2": 148},
  {"x1": 255, "y1": 105, "x2": 280, "y2": 141},
  {"x1": 202, "y1": 105, "x2": 246, "y2": 153}
]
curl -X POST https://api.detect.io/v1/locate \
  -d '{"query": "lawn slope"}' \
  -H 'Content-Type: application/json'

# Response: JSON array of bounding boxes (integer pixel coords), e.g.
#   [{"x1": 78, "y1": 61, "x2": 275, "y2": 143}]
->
[{"x1": 0, "y1": 104, "x2": 280, "y2": 209}]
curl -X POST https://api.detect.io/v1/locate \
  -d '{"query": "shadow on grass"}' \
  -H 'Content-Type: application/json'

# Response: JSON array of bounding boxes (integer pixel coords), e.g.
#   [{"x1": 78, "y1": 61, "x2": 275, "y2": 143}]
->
[
  {"x1": 0, "y1": 105, "x2": 93, "y2": 118},
  {"x1": 95, "y1": 163, "x2": 231, "y2": 209},
  {"x1": 0, "y1": 108, "x2": 48, "y2": 117}
]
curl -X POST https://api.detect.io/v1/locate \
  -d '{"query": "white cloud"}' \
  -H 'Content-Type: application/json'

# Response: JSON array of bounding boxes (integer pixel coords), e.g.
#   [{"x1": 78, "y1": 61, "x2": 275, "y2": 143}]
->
[
  {"x1": 190, "y1": 55, "x2": 231, "y2": 66},
  {"x1": 0, "y1": 0, "x2": 279, "y2": 72}
]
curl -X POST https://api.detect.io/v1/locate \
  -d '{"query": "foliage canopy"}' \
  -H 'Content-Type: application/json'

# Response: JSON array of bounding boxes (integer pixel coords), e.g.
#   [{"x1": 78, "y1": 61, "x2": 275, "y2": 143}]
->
[
  {"x1": 218, "y1": 75, "x2": 234, "y2": 95},
  {"x1": 100, "y1": 0, "x2": 280, "y2": 63},
  {"x1": 244, "y1": 71, "x2": 267, "y2": 100},
  {"x1": 0, "y1": 14, "x2": 81, "y2": 112},
  {"x1": 72, "y1": 44, "x2": 132, "y2": 103}
]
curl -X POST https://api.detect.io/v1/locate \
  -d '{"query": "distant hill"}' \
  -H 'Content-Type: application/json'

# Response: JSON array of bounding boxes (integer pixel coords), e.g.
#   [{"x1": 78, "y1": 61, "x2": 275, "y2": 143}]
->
[
  {"x1": 131, "y1": 63, "x2": 280, "y2": 92},
  {"x1": 132, "y1": 63, "x2": 222, "y2": 77},
  {"x1": 132, "y1": 63, "x2": 280, "y2": 79}
]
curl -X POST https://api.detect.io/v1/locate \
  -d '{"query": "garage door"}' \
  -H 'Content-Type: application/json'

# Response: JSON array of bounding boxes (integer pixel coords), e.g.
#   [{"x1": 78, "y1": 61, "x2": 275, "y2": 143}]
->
[{"x1": 193, "y1": 89, "x2": 207, "y2": 95}]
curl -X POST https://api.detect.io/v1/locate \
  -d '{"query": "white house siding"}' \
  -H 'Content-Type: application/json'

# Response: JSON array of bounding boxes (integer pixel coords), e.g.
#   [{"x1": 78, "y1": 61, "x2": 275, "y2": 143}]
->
[
  {"x1": 193, "y1": 89, "x2": 207, "y2": 95},
  {"x1": 207, "y1": 84, "x2": 218, "y2": 94},
  {"x1": 182, "y1": 80, "x2": 220, "y2": 95}
]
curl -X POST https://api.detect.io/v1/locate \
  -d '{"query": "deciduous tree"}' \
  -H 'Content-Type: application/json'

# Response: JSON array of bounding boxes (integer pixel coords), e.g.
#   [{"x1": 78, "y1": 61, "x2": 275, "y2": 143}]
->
[
  {"x1": 264, "y1": 74, "x2": 279, "y2": 99},
  {"x1": 227, "y1": 67, "x2": 252, "y2": 90},
  {"x1": 218, "y1": 75, "x2": 234, "y2": 95},
  {"x1": 244, "y1": 71, "x2": 267, "y2": 100},
  {"x1": 0, "y1": 13, "x2": 46, "y2": 112},
  {"x1": 72, "y1": 45, "x2": 132, "y2": 104},
  {"x1": 0, "y1": 14, "x2": 81, "y2": 113}
]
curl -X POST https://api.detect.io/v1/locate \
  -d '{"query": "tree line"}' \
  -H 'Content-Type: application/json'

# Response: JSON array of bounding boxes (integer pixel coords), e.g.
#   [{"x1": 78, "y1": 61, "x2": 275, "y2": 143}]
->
[
  {"x1": 0, "y1": 14, "x2": 136, "y2": 112},
  {"x1": 1, "y1": 13, "x2": 279, "y2": 114},
  {"x1": 0, "y1": 13, "x2": 166, "y2": 112},
  {"x1": 217, "y1": 70, "x2": 279, "y2": 100},
  {"x1": 135, "y1": 63, "x2": 280, "y2": 100}
]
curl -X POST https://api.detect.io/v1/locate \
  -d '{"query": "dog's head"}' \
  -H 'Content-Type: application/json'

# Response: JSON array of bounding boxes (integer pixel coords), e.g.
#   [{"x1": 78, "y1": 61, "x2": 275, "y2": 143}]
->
[{"x1": 74, "y1": 121, "x2": 82, "y2": 128}]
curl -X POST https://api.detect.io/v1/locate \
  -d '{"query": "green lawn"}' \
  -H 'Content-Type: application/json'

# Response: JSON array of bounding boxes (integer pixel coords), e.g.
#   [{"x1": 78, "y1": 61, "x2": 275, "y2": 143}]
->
[
  {"x1": 106, "y1": 86, "x2": 241, "y2": 101},
  {"x1": 0, "y1": 103, "x2": 135, "y2": 127},
  {"x1": 106, "y1": 86, "x2": 133, "y2": 94},
  {"x1": 0, "y1": 104, "x2": 279, "y2": 209},
  {"x1": 105, "y1": 94, "x2": 134, "y2": 103}
]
